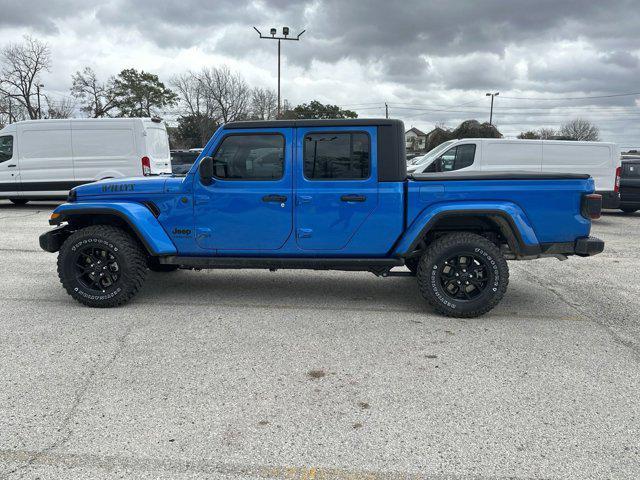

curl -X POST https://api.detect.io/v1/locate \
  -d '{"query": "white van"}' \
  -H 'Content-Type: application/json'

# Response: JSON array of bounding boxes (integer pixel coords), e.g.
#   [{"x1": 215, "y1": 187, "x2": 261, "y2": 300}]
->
[
  {"x1": 0, "y1": 118, "x2": 171, "y2": 204},
  {"x1": 407, "y1": 138, "x2": 621, "y2": 208}
]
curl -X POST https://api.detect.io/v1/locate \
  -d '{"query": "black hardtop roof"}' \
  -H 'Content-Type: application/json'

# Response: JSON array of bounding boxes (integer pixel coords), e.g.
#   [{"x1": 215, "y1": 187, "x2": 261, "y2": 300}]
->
[{"x1": 224, "y1": 118, "x2": 404, "y2": 129}]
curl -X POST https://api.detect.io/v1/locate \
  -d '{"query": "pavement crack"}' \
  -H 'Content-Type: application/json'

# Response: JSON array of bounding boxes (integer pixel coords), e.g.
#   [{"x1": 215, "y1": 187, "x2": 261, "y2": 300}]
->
[
  {"x1": 517, "y1": 265, "x2": 640, "y2": 363},
  {"x1": 3, "y1": 322, "x2": 137, "y2": 479}
]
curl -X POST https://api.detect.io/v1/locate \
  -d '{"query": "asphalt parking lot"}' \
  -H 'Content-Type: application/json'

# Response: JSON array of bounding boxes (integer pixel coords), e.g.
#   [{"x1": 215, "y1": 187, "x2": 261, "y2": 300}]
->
[{"x1": 0, "y1": 201, "x2": 638, "y2": 479}]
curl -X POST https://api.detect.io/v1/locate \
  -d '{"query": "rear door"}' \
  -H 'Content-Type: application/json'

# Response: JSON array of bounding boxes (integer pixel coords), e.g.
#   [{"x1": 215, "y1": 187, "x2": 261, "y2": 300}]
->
[
  {"x1": 294, "y1": 126, "x2": 378, "y2": 250},
  {"x1": 142, "y1": 122, "x2": 171, "y2": 174},
  {"x1": 193, "y1": 129, "x2": 293, "y2": 250},
  {"x1": 542, "y1": 142, "x2": 615, "y2": 191}
]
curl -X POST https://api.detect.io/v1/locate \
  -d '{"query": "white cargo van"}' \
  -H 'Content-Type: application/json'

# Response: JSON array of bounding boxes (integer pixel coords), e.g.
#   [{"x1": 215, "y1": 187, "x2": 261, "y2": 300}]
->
[
  {"x1": 0, "y1": 118, "x2": 171, "y2": 204},
  {"x1": 407, "y1": 138, "x2": 621, "y2": 208}
]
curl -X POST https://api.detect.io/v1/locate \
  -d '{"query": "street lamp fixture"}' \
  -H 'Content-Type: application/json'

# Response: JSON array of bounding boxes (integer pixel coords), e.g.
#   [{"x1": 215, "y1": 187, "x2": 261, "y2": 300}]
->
[
  {"x1": 486, "y1": 92, "x2": 499, "y2": 125},
  {"x1": 254, "y1": 26, "x2": 306, "y2": 117}
]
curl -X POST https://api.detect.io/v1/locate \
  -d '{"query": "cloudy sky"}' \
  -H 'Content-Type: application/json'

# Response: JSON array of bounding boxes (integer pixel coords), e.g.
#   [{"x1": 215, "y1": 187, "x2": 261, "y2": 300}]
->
[{"x1": 1, "y1": 0, "x2": 639, "y2": 146}]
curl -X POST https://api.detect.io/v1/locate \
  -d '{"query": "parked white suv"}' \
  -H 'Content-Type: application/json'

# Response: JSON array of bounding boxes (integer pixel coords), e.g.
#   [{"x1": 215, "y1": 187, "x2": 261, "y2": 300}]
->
[{"x1": 0, "y1": 118, "x2": 171, "y2": 204}]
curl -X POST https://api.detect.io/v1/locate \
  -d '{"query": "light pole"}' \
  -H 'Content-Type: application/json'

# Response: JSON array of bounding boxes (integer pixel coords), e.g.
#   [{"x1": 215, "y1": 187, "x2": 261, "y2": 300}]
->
[
  {"x1": 254, "y1": 26, "x2": 305, "y2": 117},
  {"x1": 486, "y1": 92, "x2": 499, "y2": 125},
  {"x1": 36, "y1": 83, "x2": 44, "y2": 119}
]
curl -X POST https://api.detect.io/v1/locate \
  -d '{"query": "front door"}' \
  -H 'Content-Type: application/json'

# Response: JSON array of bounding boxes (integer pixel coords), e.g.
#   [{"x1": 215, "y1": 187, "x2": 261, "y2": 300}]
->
[
  {"x1": 295, "y1": 127, "x2": 378, "y2": 250},
  {"x1": 194, "y1": 129, "x2": 293, "y2": 251},
  {"x1": 0, "y1": 134, "x2": 19, "y2": 197}
]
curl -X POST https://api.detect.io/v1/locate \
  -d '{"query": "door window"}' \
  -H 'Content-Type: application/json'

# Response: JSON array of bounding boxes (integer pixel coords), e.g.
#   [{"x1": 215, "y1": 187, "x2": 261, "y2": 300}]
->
[
  {"x1": 0, "y1": 135, "x2": 13, "y2": 163},
  {"x1": 438, "y1": 144, "x2": 476, "y2": 171},
  {"x1": 212, "y1": 134, "x2": 285, "y2": 180},
  {"x1": 303, "y1": 132, "x2": 370, "y2": 180}
]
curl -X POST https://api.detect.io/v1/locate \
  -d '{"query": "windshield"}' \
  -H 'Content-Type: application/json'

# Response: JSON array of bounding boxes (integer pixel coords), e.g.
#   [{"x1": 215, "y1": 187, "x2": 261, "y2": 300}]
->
[{"x1": 408, "y1": 140, "x2": 457, "y2": 165}]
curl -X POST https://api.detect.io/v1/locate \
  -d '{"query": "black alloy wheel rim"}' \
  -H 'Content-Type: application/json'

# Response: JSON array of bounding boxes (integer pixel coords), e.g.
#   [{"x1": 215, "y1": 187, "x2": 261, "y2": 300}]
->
[
  {"x1": 438, "y1": 253, "x2": 489, "y2": 301},
  {"x1": 74, "y1": 246, "x2": 121, "y2": 293}
]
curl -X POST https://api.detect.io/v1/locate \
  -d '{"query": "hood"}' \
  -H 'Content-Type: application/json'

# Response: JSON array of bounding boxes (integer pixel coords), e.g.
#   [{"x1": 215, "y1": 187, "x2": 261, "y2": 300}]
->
[{"x1": 72, "y1": 176, "x2": 178, "y2": 198}]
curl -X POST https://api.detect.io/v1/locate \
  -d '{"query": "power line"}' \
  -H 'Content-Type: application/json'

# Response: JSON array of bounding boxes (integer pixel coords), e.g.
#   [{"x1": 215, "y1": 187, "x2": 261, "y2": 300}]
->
[{"x1": 499, "y1": 92, "x2": 640, "y2": 101}]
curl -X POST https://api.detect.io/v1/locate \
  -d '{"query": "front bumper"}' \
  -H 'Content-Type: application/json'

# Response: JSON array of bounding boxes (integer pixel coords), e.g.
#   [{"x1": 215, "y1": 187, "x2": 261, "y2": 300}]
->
[{"x1": 39, "y1": 225, "x2": 72, "y2": 253}]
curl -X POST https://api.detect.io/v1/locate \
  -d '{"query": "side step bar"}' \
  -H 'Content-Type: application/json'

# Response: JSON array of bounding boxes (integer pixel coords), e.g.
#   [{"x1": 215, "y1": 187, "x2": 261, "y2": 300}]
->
[{"x1": 158, "y1": 256, "x2": 404, "y2": 272}]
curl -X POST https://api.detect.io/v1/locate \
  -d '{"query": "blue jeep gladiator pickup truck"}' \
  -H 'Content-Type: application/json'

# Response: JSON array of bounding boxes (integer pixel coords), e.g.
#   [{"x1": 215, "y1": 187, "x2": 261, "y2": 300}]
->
[{"x1": 40, "y1": 119, "x2": 604, "y2": 317}]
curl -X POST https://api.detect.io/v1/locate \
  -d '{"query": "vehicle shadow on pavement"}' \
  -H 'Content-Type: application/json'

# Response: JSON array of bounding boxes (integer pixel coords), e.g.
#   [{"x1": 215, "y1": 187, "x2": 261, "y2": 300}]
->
[{"x1": 143, "y1": 269, "x2": 426, "y2": 313}]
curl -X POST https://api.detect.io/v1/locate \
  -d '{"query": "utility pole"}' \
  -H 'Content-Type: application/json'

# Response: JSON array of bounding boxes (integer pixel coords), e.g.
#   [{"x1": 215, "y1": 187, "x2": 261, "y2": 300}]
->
[
  {"x1": 385, "y1": 102, "x2": 389, "y2": 119},
  {"x1": 486, "y1": 92, "x2": 499, "y2": 125},
  {"x1": 254, "y1": 26, "x2": 305, "y2": 117},
  {"x1": 36, "y1": 83, "x2": 44, "y2": 119}
]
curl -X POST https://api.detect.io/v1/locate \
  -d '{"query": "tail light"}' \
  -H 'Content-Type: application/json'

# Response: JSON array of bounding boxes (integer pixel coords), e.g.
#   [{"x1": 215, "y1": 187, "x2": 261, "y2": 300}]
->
[
  {"x1": 141, "y1": 156, "x2": 151, "y2": 176},
  {"x1": 614, "y1": 166, "x2": 621, "y2": 192},
  {"x1": 581, "y1": 193, "x2": 602, "y2": 220}
]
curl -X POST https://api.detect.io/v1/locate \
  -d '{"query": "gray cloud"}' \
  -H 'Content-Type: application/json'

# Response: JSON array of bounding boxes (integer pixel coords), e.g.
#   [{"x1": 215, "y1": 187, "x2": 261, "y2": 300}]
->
[{"x1": 1, "y1": 0, "x2": 639, "y2": 144}]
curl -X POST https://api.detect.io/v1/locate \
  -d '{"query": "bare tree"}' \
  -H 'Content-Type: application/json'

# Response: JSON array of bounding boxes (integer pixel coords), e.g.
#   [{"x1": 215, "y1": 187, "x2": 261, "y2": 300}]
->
[
  {"x1": 44, "y1": 95, "x2": 76, "y2": 119},
  {"x1": 0, "y1": 36, "x2": 51, "y2": 119},
  {"x1": 250, "y1": 87, "x2": 277, "y2": 120},
  {"x1": 560, "y1": 118, "x2": 600, "y2": 141},
  {"x1": 199, "y1": 66, "x2": 251, "y2": 123},
  {"x1": 171, "y1": 71, "x2": 219, "y2": 146},
  {"x1": 70, "y1": 67, "x2": 117, "y2": 117},
  {"x1": 537, "y1": 127, "x2": 558, "y2": 139}
]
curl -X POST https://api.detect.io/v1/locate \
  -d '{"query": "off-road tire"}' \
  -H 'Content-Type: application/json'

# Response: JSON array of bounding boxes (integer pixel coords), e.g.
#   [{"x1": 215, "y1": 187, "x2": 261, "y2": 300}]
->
[
  {"x1": 9, "y1": 198, "x2": 28, "y2": 205},
  {"x1": 621, "y1": 207, "x2": 638, "y2": 214},
  {"x1": 57, "y1": 225, "x2": 148, "y2": 307},
  {"x1": 148, "y1": 257, "x2": 179, "y2": 272},
  {"x1": 417, "y1": 232, "x2": 509, "y2": 318}
]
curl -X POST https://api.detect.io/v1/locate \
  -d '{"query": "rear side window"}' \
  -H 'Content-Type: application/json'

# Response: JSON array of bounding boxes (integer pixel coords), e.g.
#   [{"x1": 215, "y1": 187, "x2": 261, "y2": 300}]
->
[
  {"x1": 624, "y1": 163, "x2": 640, "y2": 178},
  {"x1": 304, "y1": 132, "x2": 370, "y2": 180},
  {"x1": 213, "y1": 134, "x2": 284, "y2": 180},
  {"x1": 0, "y1": 135, "x2": 13, "y2": 162},
  {"x1": 439, "y1": 144, "x2": 476, "y2": 171}
]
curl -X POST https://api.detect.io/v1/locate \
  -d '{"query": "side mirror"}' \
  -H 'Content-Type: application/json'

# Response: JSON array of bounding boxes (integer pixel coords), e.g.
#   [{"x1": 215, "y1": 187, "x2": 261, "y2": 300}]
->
[{"x1": 199, "y1": 156, "x2": 214, "y2": 185}]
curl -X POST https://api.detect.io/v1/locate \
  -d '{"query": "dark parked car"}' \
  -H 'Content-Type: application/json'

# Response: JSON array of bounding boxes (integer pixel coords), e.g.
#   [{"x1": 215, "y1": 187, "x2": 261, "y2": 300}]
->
[
  {"x1": 171, "y1": 149, "x2": 202, "y2": 175},
  {"x1": 620, "y1": 157, "x2": 640, "y2": 213}
]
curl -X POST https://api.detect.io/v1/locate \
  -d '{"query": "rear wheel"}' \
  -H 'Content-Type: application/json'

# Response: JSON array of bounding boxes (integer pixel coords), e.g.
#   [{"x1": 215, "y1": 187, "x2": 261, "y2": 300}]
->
[
  {"x1": 57, "y1": 225, "x2": 148, "y2": 307},
  {"x1": 621, "y1": 207, "x2": 638, "y2": 213},
  {"x1": 417, "y1": 232, "x2": 509, "y2": 318},
  {"x1": 9, "y1": 198, "x2": 28, "y2": 205}
]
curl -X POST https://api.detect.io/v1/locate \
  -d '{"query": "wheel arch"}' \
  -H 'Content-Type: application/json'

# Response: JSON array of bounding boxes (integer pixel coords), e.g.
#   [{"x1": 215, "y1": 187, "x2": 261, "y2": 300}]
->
[
  {"x1": 50, "y1": 203, "x2": 177, "y2": 256},
  {"x1": 395, "y1": 205, "x2": 540, "y2": 259}
]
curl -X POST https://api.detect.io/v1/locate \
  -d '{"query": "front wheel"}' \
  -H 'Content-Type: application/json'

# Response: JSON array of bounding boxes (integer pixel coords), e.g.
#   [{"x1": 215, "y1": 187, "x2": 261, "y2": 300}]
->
[
  {"x1": 417, "y1": 232, "x2": 509, "y2": 318},
  {"x1": 9, "y1": 198, "x2": 29, "y2": 205},
  {"x1": 57, "y1": 225, "x2": 148, "y2": 307},
  {"x1": 621, "y1": 207, "x2": 638, "y2": 214}
]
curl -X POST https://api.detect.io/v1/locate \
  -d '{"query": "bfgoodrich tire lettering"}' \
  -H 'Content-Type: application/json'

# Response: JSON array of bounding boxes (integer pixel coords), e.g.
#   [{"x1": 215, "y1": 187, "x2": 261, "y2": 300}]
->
[
  {"x1": 57, "y1": 225, "x2": 148, "y2": 307},
  {"x1": 417, "y1": 232, "x2": 509, "y2": 318}
]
